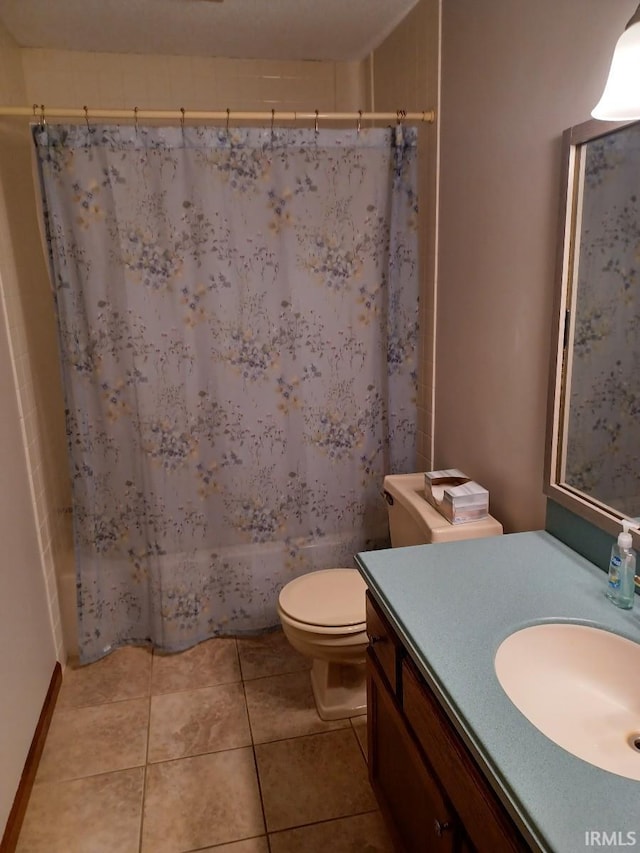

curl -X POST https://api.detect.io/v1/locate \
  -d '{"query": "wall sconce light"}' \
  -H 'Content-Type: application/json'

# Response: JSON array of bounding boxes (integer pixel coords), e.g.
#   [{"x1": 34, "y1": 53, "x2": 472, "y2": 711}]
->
[{"x1": 592, "y1": 3, "x2": 640, "y2": 120}]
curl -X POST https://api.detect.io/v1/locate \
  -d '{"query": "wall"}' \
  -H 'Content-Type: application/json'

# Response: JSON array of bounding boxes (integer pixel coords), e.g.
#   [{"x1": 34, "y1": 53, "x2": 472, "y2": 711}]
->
[
  {"x1": 435, "y1": 0, "x2": 637, "y2": 532},
  {"x1": 0, "y1": 117, "x2": 71, "y2": 659},
  {"x1": 372, "y1": 0, "x2": 440, "y2": 471},
  {"x1": 0, "y1": 21, "x2": 58, "y2": 836},
  {"x1": 21, "y1": 49, "x2": 367, "y2": 115}
]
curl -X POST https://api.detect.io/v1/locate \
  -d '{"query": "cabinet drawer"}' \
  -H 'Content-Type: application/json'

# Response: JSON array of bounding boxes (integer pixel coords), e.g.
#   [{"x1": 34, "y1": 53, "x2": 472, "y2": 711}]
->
[
  {"x1": 402, "y1": 657, "x2": 528, "y2": 853},
  {"x1": 366, "y1": 592, "x2": 401, "y2": 695}
]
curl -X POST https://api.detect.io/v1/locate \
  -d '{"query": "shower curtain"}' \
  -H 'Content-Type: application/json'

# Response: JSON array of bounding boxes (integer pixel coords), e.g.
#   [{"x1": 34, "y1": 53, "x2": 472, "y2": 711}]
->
[{"x1": 34, "y1": 123, "x2": 419, "y2": 663}]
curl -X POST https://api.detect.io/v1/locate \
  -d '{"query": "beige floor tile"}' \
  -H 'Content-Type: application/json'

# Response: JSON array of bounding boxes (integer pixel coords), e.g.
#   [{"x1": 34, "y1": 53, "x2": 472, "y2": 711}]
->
[
  {"x1": 152, "y1": 637, "x2": 240, "y2": 694},
  {"x1": 141, "y1": 748, "x2": 265, "y2": 852},
  {"x1": 255, "y1": 729, "x2": 376, "y2": 832},
  {"x1": 57, "y1": 645, "x2": 152, "y2": 709},
  {"x1": 36, "y1": 698, "x2": 149, "y2": 783},
  {"x1": 244, "y1": 670, "x2": 349, "y2": 744},
  {"x1": 237, "y1": 629, "x2": 310, "y2": 680},
  {"x1": 148, "y1": 682, "x2": 251, "y2": 762},
  {"x1": 198, "y1": 838, "x2": 269, "y2": 852},
  {"x1": 16, "y1": 768, "x2": 144, "y2": 853},
  {"x1": 351, "y1": 714, "x2": 368, "y2": 761},
  {"x1": 269, "y1": 811, "x2": 394, "y2": 853}
]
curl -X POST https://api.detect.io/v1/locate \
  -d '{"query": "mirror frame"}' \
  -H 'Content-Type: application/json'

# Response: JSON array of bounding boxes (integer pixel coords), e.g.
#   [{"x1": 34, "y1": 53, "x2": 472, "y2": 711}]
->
[{"x1": 544, "y1": 117, "x2": 640, "y2": 542}]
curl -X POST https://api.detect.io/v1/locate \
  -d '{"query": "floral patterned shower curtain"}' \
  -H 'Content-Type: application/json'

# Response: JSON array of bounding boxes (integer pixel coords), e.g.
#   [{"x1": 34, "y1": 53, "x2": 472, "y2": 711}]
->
[{"x1": 34, "y1": 123, "x2": 419, "y2": 663}]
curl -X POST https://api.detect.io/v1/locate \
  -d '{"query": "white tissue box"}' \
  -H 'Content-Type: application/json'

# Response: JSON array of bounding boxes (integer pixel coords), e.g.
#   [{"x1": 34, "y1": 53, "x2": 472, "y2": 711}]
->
[{"x1": 424, "y1": 469, "x2": 489, "y2": 524}]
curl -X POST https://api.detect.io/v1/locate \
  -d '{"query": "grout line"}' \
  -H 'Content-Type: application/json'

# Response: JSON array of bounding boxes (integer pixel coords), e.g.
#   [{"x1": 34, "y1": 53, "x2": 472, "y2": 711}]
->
[
  {"x1": 144, "y1": 741, "x2": 254, "y2": 769},
  {"x1": 350, "y1": 719, "x2": 368, "y2": 764},
  {"x1": 149, "y1": 678, "x2": 245, "y2": 699},
  {"x1": 137, "y1": 764, "x2": 147, "y2": 853},
  {"x1": 29, "y1": 765, "x2": 146, "y2": 788},
  {"x1": 240, "y1": 678, "x2": 272, "y2": 851},
  {"x1": 255, "y1": 727, "x2": 357, "y2": 748},
  {"x1": 239, "y1": 665, "x2": 311, "y2": 684},
  {"x1": 267, "y1": 806, "x2": 382, "y2": 840},
  {"x1": 55, "y1": 692, "x2": 151, "y2": 712},
  {"x1": 149, "y1": 679, "x2": 244, "y2": 697},
  {"x1": 137, "y1": 687, "x2": 152, "y2": 853},
  {"x1": 142, "y1": 724, "x2": 354, "y2": 764},
  {"x1": 183, "y1": 834, "x2": 268, "y2": 852}
]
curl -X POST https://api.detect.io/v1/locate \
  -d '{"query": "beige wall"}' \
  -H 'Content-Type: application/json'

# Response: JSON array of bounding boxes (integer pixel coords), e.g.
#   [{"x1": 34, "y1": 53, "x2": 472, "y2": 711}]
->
[
  {"x1": 435, "y1": 0, "x2": 637, "y2": 532},
  {"x1": 0, "y1": 119, "x2": 71, "y2": 656},
  {"x1": 0, "y1": 282, "x2": 58, "y2": 833},
  {"x1": 0, "y1": 21, "x2": 59, "y2": 836},
  {"x1": 0, "y1": 20, "x2": 24, "y2": 106},
  {"x1": 21, "y1": 49, "x2": 367, "y2": 115},
  {"x1": 372, "y1": 0, "x2": 440, "y2": 471}
]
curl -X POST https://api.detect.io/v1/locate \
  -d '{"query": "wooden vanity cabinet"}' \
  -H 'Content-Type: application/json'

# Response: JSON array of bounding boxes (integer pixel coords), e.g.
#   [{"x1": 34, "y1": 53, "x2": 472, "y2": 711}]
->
[{"x1": 366, "y1": 592, "x2": 529, "y2": 853}]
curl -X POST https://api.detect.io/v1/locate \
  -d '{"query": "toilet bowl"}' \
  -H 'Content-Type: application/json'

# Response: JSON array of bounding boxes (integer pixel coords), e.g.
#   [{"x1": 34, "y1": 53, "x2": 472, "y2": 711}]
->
[
  {"x1": 278, "y1": 473, "x2": 504, "y2": 720},
  {"x1": 277, "y1": 568, "x2": 368, "y2": 721}
]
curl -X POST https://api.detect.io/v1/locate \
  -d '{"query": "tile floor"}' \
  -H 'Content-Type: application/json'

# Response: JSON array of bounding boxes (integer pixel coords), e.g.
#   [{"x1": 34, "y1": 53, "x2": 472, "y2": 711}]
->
[{"x1": 16, "y1": 630, "x2": 394, "y2": 853}]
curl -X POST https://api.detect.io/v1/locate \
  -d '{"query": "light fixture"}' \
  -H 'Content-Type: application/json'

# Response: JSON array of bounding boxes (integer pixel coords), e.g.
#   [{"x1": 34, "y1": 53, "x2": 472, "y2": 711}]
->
[{"x1": 592, "y1": 3, "x2": 640, "y2": 120}]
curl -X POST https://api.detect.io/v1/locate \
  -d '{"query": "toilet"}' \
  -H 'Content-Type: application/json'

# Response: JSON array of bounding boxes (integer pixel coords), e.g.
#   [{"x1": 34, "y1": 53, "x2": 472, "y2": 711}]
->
[{"x1": 277, "y1": 472, "x2": 503, "y2": 720}]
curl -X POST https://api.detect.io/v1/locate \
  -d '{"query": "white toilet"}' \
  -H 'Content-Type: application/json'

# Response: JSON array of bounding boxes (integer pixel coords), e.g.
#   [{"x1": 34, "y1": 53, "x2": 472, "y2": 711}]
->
[{"x1": 277, "y1": 472, "x2": 503, "y2": 720}]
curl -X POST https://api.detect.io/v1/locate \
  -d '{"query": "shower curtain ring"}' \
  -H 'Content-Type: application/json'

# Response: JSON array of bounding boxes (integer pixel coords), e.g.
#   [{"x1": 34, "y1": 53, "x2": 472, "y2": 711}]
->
[
  {"x1": 271, "y1": 108, "x2": 275, "y2": 137},
  {"x1": 84, "y1": 106, "x2": 90, "y2": 131},
  {"x1": 226, "y1": 108, "x2": 230, "y2": 134},
  {"x1": 39, "y1": 104, "x2": 46, "y2": 128},
  {"x1": 134, "y1": 106, "x2": 139, "y2": 135},
  {"x1": 314, "y1": 109, "x2": 319, "y2": 134},
  {"x1": 180, "y1": 107, "x2": 185, "y2": 133},
  {"x1": 357, "y1": 109, "x2": 362, "y2": 135}
]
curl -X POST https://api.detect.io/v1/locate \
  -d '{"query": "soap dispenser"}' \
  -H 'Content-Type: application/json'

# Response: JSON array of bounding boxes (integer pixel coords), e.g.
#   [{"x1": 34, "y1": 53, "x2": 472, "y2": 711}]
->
[{"x1": 606, "y1": 520, "x2": 636, "y2": 609}]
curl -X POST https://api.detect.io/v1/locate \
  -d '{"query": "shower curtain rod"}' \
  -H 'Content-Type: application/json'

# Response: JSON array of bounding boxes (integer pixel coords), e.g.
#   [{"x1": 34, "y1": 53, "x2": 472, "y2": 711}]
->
[{"x1": 0, "y1": 105, "x2": 435, "y2": 125}]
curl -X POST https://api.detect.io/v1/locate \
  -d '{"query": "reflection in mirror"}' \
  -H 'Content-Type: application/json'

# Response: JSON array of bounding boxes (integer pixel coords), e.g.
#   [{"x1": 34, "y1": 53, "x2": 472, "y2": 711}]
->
[
  {"x1": 546, "y1": 119, "x2": 640, "y2": 535},
  {"x1": 564, "y1": 122, "x2": 640, "y2": 518}
]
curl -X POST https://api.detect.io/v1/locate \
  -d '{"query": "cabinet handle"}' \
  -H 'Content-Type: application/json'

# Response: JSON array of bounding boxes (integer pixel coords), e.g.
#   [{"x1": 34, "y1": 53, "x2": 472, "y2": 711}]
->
[
  {"x1": 434, "y1": 819, "x2": 452, "y2": 837},
  {"x1": 368, "y1": 635, "x2": 384, "y2": 645}
]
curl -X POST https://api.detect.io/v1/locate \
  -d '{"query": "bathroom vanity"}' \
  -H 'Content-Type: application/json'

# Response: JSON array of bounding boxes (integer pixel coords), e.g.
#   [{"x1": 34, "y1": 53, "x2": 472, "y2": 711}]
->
[{"x1": 356, "y1": 531, "x2": 640, "y2": 853}]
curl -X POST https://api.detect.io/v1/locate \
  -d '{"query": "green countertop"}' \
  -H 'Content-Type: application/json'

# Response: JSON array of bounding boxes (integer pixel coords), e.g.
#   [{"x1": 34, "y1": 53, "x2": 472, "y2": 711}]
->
[{"x1": 355, "y1": 530, "x2": 640, "y2": 853}]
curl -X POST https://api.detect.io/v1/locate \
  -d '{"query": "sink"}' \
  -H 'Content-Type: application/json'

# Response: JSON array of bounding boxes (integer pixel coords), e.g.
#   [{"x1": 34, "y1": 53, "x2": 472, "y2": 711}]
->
[{"x1": 494, "y1": 623, "x2": 640, "y2": 781}]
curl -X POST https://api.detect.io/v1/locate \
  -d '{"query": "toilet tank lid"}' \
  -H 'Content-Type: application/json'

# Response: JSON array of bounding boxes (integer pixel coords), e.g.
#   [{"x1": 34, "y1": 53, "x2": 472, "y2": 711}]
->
[
  {"x1": 279, "y1": 568, "x2": 367, "y2": 627},
  {"x1": 384, "y1": 472, "x2": 454, "y2": 534},
  {"x1": 383, "y1": 472, "x2": 503, "y2": 541}
]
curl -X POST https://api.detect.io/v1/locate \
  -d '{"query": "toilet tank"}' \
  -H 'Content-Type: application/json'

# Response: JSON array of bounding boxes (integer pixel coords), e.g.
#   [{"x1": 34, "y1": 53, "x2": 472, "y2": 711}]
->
[{"x1": 383, "y1": 473, "x2": 503, "y2": 546}]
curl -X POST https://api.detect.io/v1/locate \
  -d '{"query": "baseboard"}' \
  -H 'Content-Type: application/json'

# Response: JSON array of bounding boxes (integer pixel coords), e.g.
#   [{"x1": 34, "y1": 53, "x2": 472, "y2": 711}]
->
[{"x1": 0, "y1": 662, "x2": 62, "y2": 853}]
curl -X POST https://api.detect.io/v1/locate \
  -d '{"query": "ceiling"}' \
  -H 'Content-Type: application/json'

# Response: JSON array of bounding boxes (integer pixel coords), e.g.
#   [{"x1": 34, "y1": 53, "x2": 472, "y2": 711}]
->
[{"x1": 0, "y1": 0, "x2": 419, "y2": 62}]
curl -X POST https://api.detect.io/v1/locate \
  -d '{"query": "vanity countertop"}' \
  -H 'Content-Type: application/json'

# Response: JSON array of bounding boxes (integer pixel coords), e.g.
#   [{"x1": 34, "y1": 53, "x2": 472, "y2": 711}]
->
[{"x1": 355, "y1": 530, "x2": 640, "y2": 853}]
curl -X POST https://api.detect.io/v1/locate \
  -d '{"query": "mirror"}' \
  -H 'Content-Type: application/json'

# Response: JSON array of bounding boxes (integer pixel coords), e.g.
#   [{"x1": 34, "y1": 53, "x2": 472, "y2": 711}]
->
[{"x1": 545, "y1": 118, "x2": 640, "y2": 537}]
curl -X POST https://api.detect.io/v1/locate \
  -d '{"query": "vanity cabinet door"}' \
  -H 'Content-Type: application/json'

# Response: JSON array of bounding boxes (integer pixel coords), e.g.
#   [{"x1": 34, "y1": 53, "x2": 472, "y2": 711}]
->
[
  {"x1": 367, "y1": 649, "x2": 461, "y2": 852},
  {"x1": 366, "y1": 592, "x2": 402, "y2": 695},
  {"x1": 402, "y1": 658, "x2": 528, "y2": 853}
]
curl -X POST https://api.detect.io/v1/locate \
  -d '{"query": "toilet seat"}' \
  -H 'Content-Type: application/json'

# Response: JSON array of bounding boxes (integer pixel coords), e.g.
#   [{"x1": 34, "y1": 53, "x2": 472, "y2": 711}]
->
[{"x1": 278, "y1": 568, "x2": 366, "y2": 629}]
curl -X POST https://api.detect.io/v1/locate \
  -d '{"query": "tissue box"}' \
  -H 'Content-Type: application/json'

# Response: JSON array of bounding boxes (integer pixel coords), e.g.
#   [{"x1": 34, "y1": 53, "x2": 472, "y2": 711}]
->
[{"x1": 424, "y1": 469, "x2": 489, "y2": 524}]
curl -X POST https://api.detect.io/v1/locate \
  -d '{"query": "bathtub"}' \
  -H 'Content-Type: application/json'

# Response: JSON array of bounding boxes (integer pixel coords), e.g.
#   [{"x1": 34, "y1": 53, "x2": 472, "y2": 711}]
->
[{"x1": 58, "y1": 526, "x2": 386, "y2": 661}]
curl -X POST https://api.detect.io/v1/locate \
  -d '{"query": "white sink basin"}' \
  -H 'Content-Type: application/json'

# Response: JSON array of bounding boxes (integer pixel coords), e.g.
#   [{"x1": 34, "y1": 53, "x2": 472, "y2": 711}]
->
[{"x1": 494, "y1": 623, "x2": 640, "y2": 781}]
